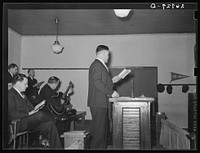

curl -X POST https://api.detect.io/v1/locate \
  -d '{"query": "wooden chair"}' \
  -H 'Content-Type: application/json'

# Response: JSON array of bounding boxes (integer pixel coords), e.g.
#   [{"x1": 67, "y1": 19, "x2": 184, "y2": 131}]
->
[{"x1": 8, "y1": 119, "x2": 29, "y2": 149}]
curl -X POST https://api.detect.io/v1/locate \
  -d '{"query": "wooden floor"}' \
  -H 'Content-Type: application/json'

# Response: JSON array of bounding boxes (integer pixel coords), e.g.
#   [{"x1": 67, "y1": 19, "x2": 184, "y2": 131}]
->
[
  {"x1": 76, "y1": 120, "x2": 166, "y2": 150},
  {"x1": 18, "y1": 119, "x2": 165, "y2": 150}
]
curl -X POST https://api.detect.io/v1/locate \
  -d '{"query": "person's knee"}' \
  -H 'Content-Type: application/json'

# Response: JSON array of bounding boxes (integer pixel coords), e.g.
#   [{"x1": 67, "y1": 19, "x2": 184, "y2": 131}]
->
[
  {"x1": 37, "y1": 111, "x2": 54, "y2": 122},
  {"x1": 48, "y1": 120, "x2": 56, "y2": 128}
]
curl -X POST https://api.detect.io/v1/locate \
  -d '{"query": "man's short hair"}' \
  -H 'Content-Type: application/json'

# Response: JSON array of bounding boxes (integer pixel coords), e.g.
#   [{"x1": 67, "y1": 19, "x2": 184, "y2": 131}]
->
[
  {"x1": 13, "y1": 73, "x2": 27, "y2": 84},
  {"x1": 96, "y1": 45, "x2": 109, "y2": 54},
  {"x1": 48, "y1": 76, "x2": 60, "y2": 84},
  {"x1": 8, "y1": 63, "x2": 18, "y2": 70}
]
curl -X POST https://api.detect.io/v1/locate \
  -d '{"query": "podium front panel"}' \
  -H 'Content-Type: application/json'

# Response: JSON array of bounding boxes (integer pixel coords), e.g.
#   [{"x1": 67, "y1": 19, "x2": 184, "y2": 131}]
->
[{"x1": 110, "y1": 97, "x2": 154, "y2": 150}]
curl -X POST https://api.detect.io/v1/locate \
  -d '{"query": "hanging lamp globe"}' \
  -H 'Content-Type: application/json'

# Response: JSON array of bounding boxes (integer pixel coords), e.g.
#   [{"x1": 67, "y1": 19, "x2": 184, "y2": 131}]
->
[
  {"x1": 51, "y1": 40, "x2": 64, "y2": 54},
  {"x1": 51, "y1": 18, "x2": 64, "y2": 54}
]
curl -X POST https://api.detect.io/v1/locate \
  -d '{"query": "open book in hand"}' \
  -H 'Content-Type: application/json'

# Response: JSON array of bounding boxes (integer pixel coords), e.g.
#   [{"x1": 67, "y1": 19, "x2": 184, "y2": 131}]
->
[
  {"x1": 34, "y1": 100, "x2": 46, "y2": 112},
  {"x1": 33, "y1": 81, "x2": 44, "y2": 88},
  {"x1": 118, "y1": 69, "x2": 131, "y2": 79}
]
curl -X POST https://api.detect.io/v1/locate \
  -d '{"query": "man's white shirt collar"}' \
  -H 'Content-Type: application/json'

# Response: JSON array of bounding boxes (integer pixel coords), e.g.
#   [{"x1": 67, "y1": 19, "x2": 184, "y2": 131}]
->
[
  {"x1": 13, "y1": 87, "x2": 25, "y2": 98},
  {"x1": 96, "y1": 58, "x2": 109, "y2": 72},
  {"x1": 9, "y1": 71, "x2": 13, "y2": 77}
]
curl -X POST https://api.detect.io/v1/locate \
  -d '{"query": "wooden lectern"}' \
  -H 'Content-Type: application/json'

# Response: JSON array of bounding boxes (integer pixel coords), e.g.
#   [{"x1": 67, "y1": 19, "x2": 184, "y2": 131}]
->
[{"x1": 109, "y1": 97, "x2": 154, "y2": 150}]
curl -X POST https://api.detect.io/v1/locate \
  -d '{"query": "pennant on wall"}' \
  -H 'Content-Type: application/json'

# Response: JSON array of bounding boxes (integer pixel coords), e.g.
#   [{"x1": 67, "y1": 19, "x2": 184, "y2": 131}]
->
[{"x1": 170, "y1": 72, "x2": 190, "y2": 82}]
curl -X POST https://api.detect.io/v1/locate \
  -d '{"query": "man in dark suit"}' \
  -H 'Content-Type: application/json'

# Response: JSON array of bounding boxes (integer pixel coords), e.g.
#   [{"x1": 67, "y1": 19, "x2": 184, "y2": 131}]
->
[
  {"x1": 37, "y1": 76, "x2": 73, "y2": 114},
  {"x1": 36, "y1": 76, "x2": 61, "y2": 115},
  {"x1": 35, "y1": 76, "x2": 73, "y2": 136},
  {"x1": 8, "y1": 63, "x2": 18, "y2": 89},
  {"x1": 25, "y1": 69, "x2": 41, "y2": 106},
  {"x1": 87, "y1": 45, "x2": 121, "y2": 149},
  {"x1": 8, "y1": 73, "x2": 62, "y2": 149}
]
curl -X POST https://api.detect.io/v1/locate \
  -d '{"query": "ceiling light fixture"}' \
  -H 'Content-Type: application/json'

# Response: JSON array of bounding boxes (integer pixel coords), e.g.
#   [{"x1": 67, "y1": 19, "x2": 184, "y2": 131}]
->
[
  {"x1": 113, "y1": 9, "x2": 132, "y2": 18},
  {"x1": 51, "y1": 18, "x2": 64, "y2": 54}
]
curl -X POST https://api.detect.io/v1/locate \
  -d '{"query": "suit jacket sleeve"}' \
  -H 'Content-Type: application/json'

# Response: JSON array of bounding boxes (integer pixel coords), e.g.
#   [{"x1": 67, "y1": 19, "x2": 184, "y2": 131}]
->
[
  {"x1": 40, "y1": 85, "x2": 55, "y2": 101},
  {"x1": 36, "y1": 84, "x2": 59, "y2": 105},
  {"x1": 92, "y1": 63, "x2": 114, "y2": 97}
]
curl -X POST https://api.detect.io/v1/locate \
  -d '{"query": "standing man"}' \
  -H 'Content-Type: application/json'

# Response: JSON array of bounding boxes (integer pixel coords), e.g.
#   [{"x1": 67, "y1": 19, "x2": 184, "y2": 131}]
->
[
  {"x1": 87, "y1": 45, "x2": 120, "y2": 149},
  {"x1": 8, "y1": 73, "x2": 62, "y2": 149},
  {"x1": 25, "y1": 69, "x2": 42, "y2": 105},
  {"x1": 8, "y1": 63, "x2": 19, "y2": 89}
]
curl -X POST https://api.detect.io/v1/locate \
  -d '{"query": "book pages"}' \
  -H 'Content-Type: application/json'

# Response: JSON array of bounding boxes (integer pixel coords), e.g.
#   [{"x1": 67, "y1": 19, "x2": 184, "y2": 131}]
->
[
  {"x1": 118, "y1": 69, "x2": 131, "y2": 79},
  {"x1": 34, "y1": 100, "x2": 46, "y2": 111},
  {"x1": 33, "y1": 81, "x2": 44, "y2": 87}
]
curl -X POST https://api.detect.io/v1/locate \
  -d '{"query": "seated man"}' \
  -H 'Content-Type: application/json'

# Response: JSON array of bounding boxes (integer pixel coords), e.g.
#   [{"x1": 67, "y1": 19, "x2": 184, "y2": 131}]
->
[
  {"x1": 36, "y1": 76, "x2": 73, "y2": 116},
  {"x1": 36, "y1": 76, "x2": 74, "y2": 134},
  {"x1": 8, "y1": 73, "x2": 62, "y2": 149},
  {"x1": 36, "y1": 76, "x2": 61, "y2": 106}
]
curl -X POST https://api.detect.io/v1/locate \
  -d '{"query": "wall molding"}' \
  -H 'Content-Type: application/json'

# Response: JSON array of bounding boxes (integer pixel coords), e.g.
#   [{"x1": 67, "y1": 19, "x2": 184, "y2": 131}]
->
[
  {"x1": 22, "y1": 66, "x2": 157, "y2": 71},
  {"x1": 22, "y1": 68, "x2": 89, "y2": 70}
]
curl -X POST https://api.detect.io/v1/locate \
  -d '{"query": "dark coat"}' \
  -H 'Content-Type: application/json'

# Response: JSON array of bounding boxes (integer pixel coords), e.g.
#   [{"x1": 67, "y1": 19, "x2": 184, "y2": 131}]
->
[
  {"x1": 37, "y1": 84, "x2": 62, "y2": 113},
  {"x1": 38, "y1": 84, "x2": 57, "y2": 102},
  {"x1": 8, "y1": 87, "x2": 34, "y2": 121},
  {"x1": 87, "y1": 59, "x2": 114, "y2": 108},
  {"x1": 25, "y1": 77, "x2": 39, "y2": 101},
  {"x1": 8, "y1": 71, "x2": 13, "y2": 83},
  {"x1": 8, "y1": 87, "x2": 62, "y2": 148}
]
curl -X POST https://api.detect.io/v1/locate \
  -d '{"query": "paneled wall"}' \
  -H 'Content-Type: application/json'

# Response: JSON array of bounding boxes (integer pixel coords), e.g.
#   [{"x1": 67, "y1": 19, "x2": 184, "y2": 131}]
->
[{"x1": 8, "y1": 29, "x2": 196, "y2": 128}]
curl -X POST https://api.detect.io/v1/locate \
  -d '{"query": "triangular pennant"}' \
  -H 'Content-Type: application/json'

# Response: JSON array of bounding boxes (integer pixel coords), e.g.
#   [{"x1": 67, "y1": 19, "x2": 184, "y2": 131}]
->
[{"x1": 170, "y1": 72, "x2": 190, "y2": 82}]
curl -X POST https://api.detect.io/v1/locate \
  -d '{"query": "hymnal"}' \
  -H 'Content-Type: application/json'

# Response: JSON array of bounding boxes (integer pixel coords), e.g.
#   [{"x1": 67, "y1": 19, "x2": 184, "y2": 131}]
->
[
  {"x1": 118, "y1": 69, "x2": 131, "y2": 79},
  {"x1": 34, "y1": 100, "x2": 46, "y2": 111},
  {"x1": 33, "y1": 81, "x2": 44, "y2": 88}
]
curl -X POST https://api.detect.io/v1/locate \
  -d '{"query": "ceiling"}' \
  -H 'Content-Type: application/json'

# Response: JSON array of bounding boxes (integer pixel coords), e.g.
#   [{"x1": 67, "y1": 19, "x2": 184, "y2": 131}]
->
[{"x1": 8, "y1": 8, "x2": 196, "y2": 35}]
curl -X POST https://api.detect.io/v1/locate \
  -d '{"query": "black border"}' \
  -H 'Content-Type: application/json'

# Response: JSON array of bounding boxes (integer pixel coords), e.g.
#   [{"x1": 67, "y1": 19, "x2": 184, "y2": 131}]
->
[{"x1": 2, "y1": 1, "x2": 199, "y2": 151}]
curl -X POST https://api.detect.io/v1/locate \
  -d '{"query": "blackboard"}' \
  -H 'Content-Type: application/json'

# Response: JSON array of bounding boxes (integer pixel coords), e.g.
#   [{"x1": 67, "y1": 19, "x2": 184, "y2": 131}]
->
[{"x1": 110, "y1": 67, "x2": 157, "y2": 99}]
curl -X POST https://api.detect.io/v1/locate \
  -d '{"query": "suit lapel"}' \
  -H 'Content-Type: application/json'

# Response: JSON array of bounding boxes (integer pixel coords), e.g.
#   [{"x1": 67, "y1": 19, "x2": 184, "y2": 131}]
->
[{"x1": 95, "y1": 59, "x2": 109, "y2": 73}]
